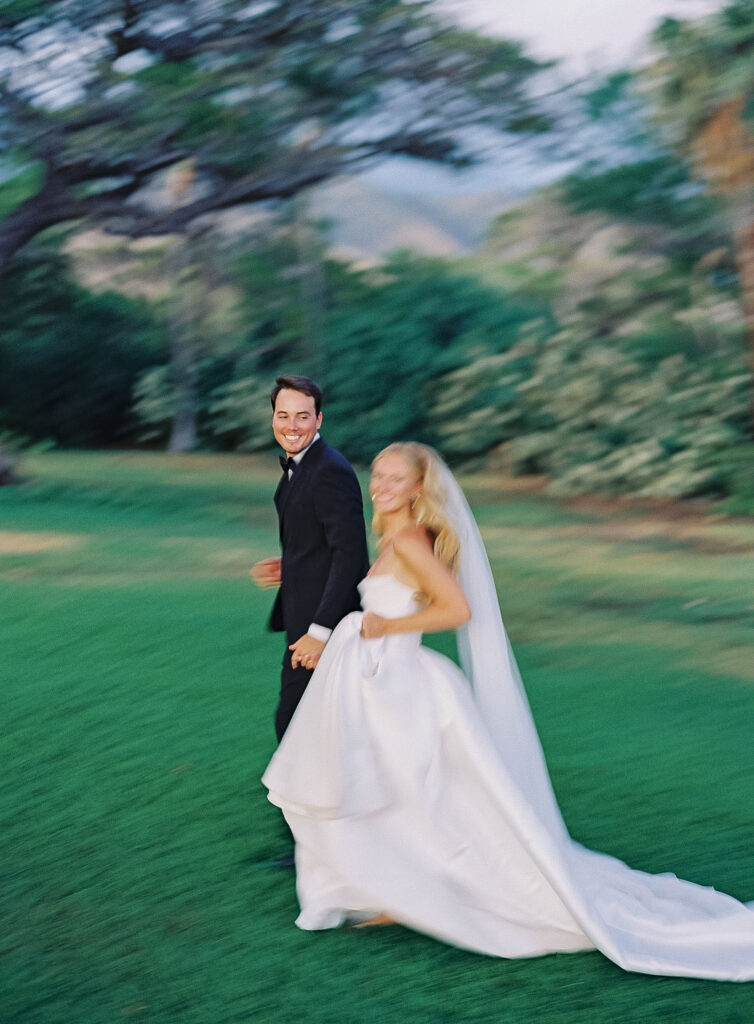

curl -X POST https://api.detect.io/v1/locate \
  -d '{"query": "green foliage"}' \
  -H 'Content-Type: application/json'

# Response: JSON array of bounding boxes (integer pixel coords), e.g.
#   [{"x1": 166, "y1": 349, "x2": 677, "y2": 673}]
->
[
  {"x1": 2, "y1": 0, "x2": 751, "y2": 510},
  {"x1": 0, "y1": 0, "x2": 551, "y2": 274},
  {"x1": 318, "y1": 256, "x2": 555, "y2": 461},
  {"x1": 0, "y1": 0, "x2": 49, "y2": 28},
  {"x1": 4, "y1": 146, "x2": 751, "y2": 508},
  {"x1": 0, "y1": 252, "x2": 167, "y2": 446},
  {"x1": 648, "y1": 1, "x2": 754, "y2": 147},
  {"x1": 200, "y1": 253, "x2": 555, "y2": 462},
  {"x1": 206, "y1": 370, "x2": 274, "y2": 452},
  {"x1": 127, "y1": 192, "x2": 753, "y2": 504},
  {"x1": 127, "y1": 61, "x2": 274, "y2": 176},
  {"x1": 716, "y1": 442, "x2": 754, "y2": 513},
  {"x1": 131, "y1": 367, "x2": 175, "y2": 445},
  {"x1": 0, "y1": 162, "x2": 45, "y2": 219},
  {"x1": 133, "y1": 356, "x2": 242, "y2": 448},
  {"x1": 427, "y1": 338, "x2": 541, "y2": 459},
  {"x1": 562, "y1": 156, "x2": 717, "y2": 231},
  {"x1": 428, "y1": 317, "x2": 751, "y2": 501},
  {"x1": 472, "y1": 184, "x2": 751, "y2": 500},
  {"x1": 233, "y1": 239, "x2": 316, "y2": 355},
  {"x1": 582, "y1": 71, "x2": 633, "y2": 119},
  {"x1": 505, "y1": 334, "x2": 750, "y2": 499}
]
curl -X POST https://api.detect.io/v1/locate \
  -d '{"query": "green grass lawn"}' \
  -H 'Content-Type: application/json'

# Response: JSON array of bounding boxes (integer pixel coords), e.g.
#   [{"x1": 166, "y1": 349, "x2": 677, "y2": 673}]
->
[{"x1": 2, "y1": 451, "x2": 754, "y2": 1023}]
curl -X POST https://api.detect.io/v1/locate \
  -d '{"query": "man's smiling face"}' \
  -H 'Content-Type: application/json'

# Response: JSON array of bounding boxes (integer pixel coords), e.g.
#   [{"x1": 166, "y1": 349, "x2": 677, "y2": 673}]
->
[{"x1": 272, "y1": 388, "x2": 322, "y2": 456}]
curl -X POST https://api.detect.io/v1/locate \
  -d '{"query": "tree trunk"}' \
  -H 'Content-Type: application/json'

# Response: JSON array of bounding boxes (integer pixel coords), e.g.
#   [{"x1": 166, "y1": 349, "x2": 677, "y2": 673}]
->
[
  {"x1": 0, "y1": 173, "x2": 79, "y2": 278},
  {"x1": 692, "y1": 100, "x2": 754, "y2": 436},
  {"x1": 294, "y1": 193, "x2": 325, "y2": 377},
  {"x1": 167, "y1": 328, "x2": 199, "y2": 452},
  {"x1": 732, "y1": 217, "x2": 754, "y2": 438},
  {"x1": 168, "y1": 401, "x2": 198, "y2": 453},
  {"x1": 166, "y1": 237, "x2": 200, "y2": 453}
]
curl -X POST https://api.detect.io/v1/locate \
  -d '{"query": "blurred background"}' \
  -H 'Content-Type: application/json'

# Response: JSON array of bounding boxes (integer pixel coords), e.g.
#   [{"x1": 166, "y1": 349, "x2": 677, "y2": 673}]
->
[{"x1": 0, "y1": 0, "x2": 752, "y2": 506}]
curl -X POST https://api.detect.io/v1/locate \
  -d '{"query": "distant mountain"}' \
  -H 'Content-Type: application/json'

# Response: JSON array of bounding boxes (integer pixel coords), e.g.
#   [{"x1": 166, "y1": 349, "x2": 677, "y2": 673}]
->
[
  {"x1": 308, "y1": 176, "x2": 512, "y2": 264},
  {"x1": 65, "y1": 175, "x2": 515, "y2": 292}
]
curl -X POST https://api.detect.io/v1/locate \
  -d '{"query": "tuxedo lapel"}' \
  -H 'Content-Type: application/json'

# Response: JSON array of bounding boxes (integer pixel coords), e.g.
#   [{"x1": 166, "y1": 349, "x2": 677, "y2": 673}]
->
[
  {"x1": 273, "y1": 472, "x2": 287, "y2": 511},
  {"x1": 275, "y1": 438, "x2": 324, "y2": 534}
]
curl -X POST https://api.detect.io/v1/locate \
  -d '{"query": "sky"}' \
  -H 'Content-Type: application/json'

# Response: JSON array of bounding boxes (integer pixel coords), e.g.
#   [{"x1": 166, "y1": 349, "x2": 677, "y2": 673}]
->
[
  {"x1": 439, "y1": 0, "x2": 724, "y2": 74},
  {"x1": 364, "y1": 0, "x2": 725, "y2": 197}
]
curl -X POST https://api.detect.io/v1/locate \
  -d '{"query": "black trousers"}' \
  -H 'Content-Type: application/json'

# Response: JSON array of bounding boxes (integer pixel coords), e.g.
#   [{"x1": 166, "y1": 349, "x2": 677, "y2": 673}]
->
[
  {"x1": 274, "y1": 647, "x2": 313, "y2": 742},
  {"x1": 273, "y1": 648, "x2": 313, "y2": 851}
]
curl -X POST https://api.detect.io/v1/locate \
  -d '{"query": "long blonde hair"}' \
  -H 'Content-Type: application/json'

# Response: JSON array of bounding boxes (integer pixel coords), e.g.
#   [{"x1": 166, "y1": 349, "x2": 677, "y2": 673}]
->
[{"x1": 371, "y1": 442, "x2": 460, "y2": 575}]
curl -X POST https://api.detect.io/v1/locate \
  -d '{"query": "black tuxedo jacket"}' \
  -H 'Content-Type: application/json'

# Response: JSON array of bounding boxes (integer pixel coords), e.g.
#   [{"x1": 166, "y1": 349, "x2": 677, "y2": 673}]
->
[{"x1": 270, "y1": 439, "x2": 369, "y2": 643}]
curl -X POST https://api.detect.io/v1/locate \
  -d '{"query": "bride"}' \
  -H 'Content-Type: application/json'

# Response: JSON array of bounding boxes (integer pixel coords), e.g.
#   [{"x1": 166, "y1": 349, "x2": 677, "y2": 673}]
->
[{"x1": 263, "y1": 442, "x2": 754, "y2": 981}]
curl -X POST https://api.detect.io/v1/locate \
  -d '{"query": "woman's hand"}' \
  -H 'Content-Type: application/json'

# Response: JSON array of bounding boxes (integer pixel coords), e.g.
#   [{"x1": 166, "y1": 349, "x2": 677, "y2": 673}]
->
[
  {"x1": 361, "y1": 611, "x2": 390, "y2": 639},
  {"x1": 289, "y1": 633, "x2": 326, "y2": 670}
]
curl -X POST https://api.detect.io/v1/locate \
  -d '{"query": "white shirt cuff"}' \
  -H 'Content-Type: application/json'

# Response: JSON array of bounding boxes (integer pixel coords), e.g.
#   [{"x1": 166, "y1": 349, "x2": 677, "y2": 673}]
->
[{"x1": 307, "y1": 623, "x2": 332, "y2": 643}]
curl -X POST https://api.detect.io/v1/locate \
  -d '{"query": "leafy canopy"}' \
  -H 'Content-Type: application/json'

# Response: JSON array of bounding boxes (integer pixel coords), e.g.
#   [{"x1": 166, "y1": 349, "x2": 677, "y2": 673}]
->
[{"x1": 0, "y1": 0, "x2": 549, "y2": 271}]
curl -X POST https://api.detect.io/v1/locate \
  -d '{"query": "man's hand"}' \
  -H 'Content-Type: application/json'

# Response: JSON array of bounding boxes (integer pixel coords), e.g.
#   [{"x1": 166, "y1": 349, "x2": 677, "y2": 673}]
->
[
  {"x1": 361, "y1": 611, "x2": 390, "y2": 639},
  {"x1": 289, "y1": 633, "x2": 326, "y2": 670},
  {"x1": 251, "y1": 557, "x2": 282, "y2": 589}
]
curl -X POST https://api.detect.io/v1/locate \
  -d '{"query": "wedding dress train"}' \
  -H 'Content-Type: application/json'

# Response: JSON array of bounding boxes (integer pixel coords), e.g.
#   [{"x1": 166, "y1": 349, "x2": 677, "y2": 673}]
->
[
  {"x1": 263, "y1": 576, "x2": 754, "y2": 980},
  {"x1": 263, "y1": 460, "x2": 754, "y2": 981}
]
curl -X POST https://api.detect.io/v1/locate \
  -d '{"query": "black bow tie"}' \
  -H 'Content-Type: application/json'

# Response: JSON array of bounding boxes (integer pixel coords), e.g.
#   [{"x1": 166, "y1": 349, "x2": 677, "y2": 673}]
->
[{"x1": 280, "y1": 456, "x2": 296, "y2": 473}]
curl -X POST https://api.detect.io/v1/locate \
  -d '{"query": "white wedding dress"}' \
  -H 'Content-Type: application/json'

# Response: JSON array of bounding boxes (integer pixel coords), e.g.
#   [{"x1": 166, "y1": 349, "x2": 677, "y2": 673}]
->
[{"x1": 263, "y1": 467, "x2": 754, "y2": 981}]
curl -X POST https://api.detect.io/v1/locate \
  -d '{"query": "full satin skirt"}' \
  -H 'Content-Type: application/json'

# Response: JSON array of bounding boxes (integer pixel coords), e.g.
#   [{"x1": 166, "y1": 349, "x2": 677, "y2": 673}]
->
[{"x1": 263, "y1": 580, "x2": 754, "y2": 981}]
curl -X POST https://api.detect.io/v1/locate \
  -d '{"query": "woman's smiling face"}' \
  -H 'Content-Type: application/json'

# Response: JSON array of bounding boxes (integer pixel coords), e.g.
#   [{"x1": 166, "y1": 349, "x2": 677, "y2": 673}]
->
[{"x1": 370, "y1": 453, "x2": 421, "y2": 516}]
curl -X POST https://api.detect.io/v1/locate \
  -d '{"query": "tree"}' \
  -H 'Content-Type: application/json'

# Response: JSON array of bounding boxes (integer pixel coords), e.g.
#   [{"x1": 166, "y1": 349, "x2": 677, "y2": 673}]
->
[
  {"x1": 0, "y1": 0, "x2": 550, "y2": 277},
  {"x1": 646, "y1": 1, "x2": 754, "y2": 421},
  {"x1": 0, "y1": 0, "x2": 551, "y2": 449},
  {"x1": 202, "y1": 251, "x2": 555, "y2": 461},
  {"x1": 0, "y1": 249, "x2": 165, "y2": 445}
]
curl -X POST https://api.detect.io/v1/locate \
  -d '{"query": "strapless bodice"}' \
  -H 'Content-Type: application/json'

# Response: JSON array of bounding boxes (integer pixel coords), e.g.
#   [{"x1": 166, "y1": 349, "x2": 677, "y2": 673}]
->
[{"x1": 358, "y1": 574, "x2": 422, "y2": 618}]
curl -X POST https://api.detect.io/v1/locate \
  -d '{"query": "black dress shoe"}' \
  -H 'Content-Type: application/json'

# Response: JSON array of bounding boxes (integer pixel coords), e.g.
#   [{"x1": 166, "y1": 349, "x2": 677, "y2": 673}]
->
[
  {"x1": 247, "y1": 851, "x2": 295, "y2": 869},
  {"x1": 268, "y1": 852, "x2": 295, "y2": 868}
]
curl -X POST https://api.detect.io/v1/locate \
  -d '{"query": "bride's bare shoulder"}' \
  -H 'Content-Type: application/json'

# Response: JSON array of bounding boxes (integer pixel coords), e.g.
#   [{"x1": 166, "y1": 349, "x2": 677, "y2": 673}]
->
[{"x1": 392, "y1": 525, "x2": 434, "y2": 558}]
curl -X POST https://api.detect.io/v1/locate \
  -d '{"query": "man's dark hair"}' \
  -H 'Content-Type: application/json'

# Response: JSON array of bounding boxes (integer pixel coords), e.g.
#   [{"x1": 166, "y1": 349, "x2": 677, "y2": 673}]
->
[{"x1": 270, "y1": 375, "x2": 323, "y2": 414}]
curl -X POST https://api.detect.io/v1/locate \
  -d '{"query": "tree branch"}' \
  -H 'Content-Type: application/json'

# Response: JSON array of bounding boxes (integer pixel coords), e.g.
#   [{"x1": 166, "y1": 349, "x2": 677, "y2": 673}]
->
[
  {"x1": 0, "y1": 174, "x2": 88, "y2": 276},
  {"x1": 93, "y1": 153, "x2": 347, "y2": 238}
]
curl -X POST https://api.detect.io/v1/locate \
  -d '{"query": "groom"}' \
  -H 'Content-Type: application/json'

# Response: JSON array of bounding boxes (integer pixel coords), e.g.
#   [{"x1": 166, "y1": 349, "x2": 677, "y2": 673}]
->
[{"x1": 252, "y1": 374, "x2": 369, "y2": 743}]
